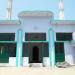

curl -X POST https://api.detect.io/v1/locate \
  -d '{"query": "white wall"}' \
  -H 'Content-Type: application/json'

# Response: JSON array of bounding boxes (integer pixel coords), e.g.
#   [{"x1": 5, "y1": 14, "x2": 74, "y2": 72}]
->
[
  {"x1": 22, "y1": 57, "x2": 30, "y2": 67},
  {"x1": 72, "y1": 32, "x2": 75, "y2": 40},
  {"x1": 43, "y1": 57, "x2": 50, "y2": 67},
  {"x1": 20, "y1": 17, "x2": 52, "y2": 41},
  {"x1": 0, "y1": 25, "x2": 20, "y2": 33},
  {"x1": 0, "y1": 24, "x2": 21, "y2": 41},
  {"x1": 9, "y1": 57, "x2": 16, "y2": 66},
  {"x1": 0, "y1": 17, "x2": 53, "y2": 41},
  {"x1": 53, "y1": 24, "x2": 75, "y2": 32},
  {"x1": 64, "y1": 42, "x2": 75, "y2": 65},
  {"x1": 53, "y1": 24, "x2": 75, "y2": 65}
]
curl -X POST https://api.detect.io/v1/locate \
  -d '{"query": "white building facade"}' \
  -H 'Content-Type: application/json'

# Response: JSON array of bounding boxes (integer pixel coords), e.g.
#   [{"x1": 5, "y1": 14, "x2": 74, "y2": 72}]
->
[{"x1": 0, "y1": 11, "x2": 75, "y2": 67}]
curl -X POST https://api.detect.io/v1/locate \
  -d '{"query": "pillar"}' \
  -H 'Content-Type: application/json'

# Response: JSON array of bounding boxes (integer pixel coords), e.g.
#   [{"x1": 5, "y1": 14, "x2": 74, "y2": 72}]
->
[
  {"x1": 16, "y1": 29, "x2": 23, "y2": 67},
  {"x1": 48, "y1": 28, "x2": 55, "y2": 67}
]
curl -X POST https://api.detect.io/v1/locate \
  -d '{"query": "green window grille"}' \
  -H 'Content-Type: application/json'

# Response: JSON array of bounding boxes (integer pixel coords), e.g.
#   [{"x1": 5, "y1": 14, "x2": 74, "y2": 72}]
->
[
  {"x1": 25, "y1": 33, "x2": 46, "y2": 41},
  {"x1": 56, "y1": 33, "x2": 72, "y2": 41},
  {"x1": 0, "y1": 33, "x2": 15, "y2": 41}
]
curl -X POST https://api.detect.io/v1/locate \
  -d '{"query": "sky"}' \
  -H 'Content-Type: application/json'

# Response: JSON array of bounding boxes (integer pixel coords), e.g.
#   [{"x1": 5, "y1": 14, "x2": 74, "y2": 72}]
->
[{"x1": 0, "y1": 0, "x2": 75, "y2": 20}]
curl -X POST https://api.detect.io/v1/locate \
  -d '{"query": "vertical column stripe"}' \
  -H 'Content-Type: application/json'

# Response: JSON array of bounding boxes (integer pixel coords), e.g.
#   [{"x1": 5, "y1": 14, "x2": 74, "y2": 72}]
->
[
  {"x1": 48, "y1": 28, "x2": 55, "y2": 67},
  {"x1": 16, "y1": 29, "x2": 23, "y2": 67}
]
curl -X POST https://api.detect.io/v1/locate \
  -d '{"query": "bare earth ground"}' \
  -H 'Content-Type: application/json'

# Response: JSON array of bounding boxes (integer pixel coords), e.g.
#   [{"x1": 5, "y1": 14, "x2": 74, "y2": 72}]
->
[{"x1": 0, "y1": 66, "x2": 75, "y2": 75}]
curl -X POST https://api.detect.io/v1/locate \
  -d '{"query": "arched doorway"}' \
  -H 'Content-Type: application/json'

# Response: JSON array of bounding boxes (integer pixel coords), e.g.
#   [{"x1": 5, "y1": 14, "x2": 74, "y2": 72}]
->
[{"x1": 32, "y1": 46, "x2": 39, "y2": 63}]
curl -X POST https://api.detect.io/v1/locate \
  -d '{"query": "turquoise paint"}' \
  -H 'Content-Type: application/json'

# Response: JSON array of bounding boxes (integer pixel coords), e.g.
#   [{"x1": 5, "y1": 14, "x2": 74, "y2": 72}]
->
[
  {"x1": 48, "y1": 29, "x2": 51, "y2": 66},
  {"x1": 0, "y1": 41, "x2": 16, "y2": 43},
  {"x1": 16, "y1": 29, "x2": 23, "y2": 67},
  {"x1": 48, "y1": 28, "x2": 55, "y2": 67},
  {"x1": 25, "y1": 41, "x2": 48, "y2": 43}
]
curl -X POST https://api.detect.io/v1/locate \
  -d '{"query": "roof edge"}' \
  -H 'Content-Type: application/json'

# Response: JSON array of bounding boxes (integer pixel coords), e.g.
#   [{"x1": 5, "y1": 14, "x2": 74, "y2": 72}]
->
[
  {"x1": 52, "y1": 20, "x2": 75, "y2": 25},
  {"x1": 18, "y1": 11, "x2": 54, "y2": 18},
  {"x1": 0, "y1": 20, "x2": 21, "y2": 25}
]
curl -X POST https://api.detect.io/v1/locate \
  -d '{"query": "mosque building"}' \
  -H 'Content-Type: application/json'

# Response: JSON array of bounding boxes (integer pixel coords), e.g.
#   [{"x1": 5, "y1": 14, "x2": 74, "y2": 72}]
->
[{"x1": 0, "y1": 0, "x2": 75, "y2": 67}]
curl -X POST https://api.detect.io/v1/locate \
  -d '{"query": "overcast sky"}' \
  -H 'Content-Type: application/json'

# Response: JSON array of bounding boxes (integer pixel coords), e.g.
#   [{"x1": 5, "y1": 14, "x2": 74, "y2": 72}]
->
[{"x1": 0, "y1": 0, "x2": 75, "y2": 20}]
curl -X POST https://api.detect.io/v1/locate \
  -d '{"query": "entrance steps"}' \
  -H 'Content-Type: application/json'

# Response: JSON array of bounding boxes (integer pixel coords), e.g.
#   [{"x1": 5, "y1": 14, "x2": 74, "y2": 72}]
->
[{"x1": 30, "y1": 63, "x2": 43, "y2": 67}]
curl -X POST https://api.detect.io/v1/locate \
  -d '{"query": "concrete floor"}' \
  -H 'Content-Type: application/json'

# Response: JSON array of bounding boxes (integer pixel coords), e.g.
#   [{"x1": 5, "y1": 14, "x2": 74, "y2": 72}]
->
[{"x1": 0, "y1": 67, "x2": 75, "y2": 75}]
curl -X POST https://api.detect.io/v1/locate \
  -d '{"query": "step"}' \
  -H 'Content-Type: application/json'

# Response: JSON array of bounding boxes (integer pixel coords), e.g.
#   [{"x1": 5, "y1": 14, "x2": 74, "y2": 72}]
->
[{"x1": 30, "y1": 63, "x2": 43, "y2": 67}]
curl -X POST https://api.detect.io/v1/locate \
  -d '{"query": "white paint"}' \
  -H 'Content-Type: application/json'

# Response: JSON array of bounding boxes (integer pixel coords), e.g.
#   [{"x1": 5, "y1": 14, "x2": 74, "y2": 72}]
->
[
  {"x1": 0, "y1": 24, "x2": 20, "y2": 41},
  {"x1": 73, "y1": 47, "x2": 75, "y2": 64},
  {"x1": 53, "y1": 24, "x2": 75, "y2": 33},
  {"x1": 7, "y1": 0, "x2": 13, "y2": 20},
  {"x1": 64, "y1": 42, "x2": 75, "y2": 65},
  {"x1": 0, "y1": 17, "x2": 52, "y2": 42},
  {"x1": 59, "y1": 0, "x2": 64, "y2": 20},
  {"x1": 17, "y1": 47, "x2": 22, "y2": 66},
  {"x1": 43, "y1": 57, "x2": 50, "y2": 67},
  {"x1": 30, "y1": 63, "x2": 43, "y2": 67},
  {"x1": 72, "y1": 32, "x2": 75, "y2": 40},
  {"x1": 22, "y1": 57, "x2": 29, "y2": 67},
  {"x1": 51, "y1": 50, "x2": 55, "y2": 67},
  {"x1": 20, "y1": 17, "x2": 52, "y2": 41},
  {"x1": 9, "y1": 57, "x2": 16, "y2": 66}
]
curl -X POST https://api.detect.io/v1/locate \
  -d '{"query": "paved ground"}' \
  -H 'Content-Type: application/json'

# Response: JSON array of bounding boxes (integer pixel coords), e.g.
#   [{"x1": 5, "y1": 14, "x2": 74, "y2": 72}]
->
[{"x1": 0, "y1": 66, "x2": 75, "y2": 75}]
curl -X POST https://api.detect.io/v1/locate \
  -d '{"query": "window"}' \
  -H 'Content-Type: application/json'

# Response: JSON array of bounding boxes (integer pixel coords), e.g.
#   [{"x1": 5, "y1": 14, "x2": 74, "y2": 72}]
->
[
  {"x1": 56, "y1": 33, "x2": 72, "y2": 41},
  {"x1": 0, "y1": 33, "x2": 15, "y2": 41},
  {"x1": 0, "y1": 43, "x2": 16, "y2": 57},
  {"x1": 25, "y1": 33, "x2": 46, "y2": 41}
]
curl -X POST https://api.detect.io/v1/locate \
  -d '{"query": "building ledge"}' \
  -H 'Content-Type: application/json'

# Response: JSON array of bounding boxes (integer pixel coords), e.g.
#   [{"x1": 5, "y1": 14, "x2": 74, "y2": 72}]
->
[
  {"x1": 52, "y1": 20, "x2": 75, "y2": 25},
  {"x1": 0, "y1": 41, "x2": 16, "y2": 43},
  {"x1": 0, "y1": 20, "x2": 21, "y2": 25},
  {"x1": 24, "y1": 41, "x2": 48, "y2": 43}
]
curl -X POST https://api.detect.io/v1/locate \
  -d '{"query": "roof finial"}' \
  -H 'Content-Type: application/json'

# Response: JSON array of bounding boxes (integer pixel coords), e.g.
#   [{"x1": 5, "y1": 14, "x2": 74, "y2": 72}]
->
[
  {"x1": 7, "y1": 0, "x2": 13, "y2": 20},
  {"x1": 59, "y1": 0, "x2": 64, "y2": 20}
]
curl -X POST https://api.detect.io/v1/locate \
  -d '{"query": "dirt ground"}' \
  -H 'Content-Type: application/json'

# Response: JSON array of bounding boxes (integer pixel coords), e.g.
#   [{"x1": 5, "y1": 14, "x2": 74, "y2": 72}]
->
[{"x1": 0, "y1": 66, "x2": 75, "y2": 75}]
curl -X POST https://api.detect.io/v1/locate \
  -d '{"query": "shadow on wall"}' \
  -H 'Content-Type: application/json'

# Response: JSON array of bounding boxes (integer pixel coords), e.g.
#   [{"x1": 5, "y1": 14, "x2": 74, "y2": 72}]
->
[{"x1": 73, "y1": 47, "x2": 75, "y2": 64}]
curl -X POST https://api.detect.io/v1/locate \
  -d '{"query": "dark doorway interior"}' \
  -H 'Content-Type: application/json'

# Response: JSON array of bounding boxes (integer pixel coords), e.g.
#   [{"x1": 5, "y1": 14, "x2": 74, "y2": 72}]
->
[
  {"x1": 23, "y1": 42, "x2": 49, "y2": 63},
  {"x1": 32, "y1": 46, "x2": 39, "y2": 63}
]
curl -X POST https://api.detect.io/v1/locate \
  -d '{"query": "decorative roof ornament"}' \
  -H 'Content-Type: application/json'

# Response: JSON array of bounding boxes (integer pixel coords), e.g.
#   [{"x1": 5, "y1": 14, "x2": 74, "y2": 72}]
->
[
  {"x1": 59, "y1": 0, "x2": 64, "y2": 20},
  {"x1": 7, "y1": 0, "x2": 13, "y2": 20}
]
